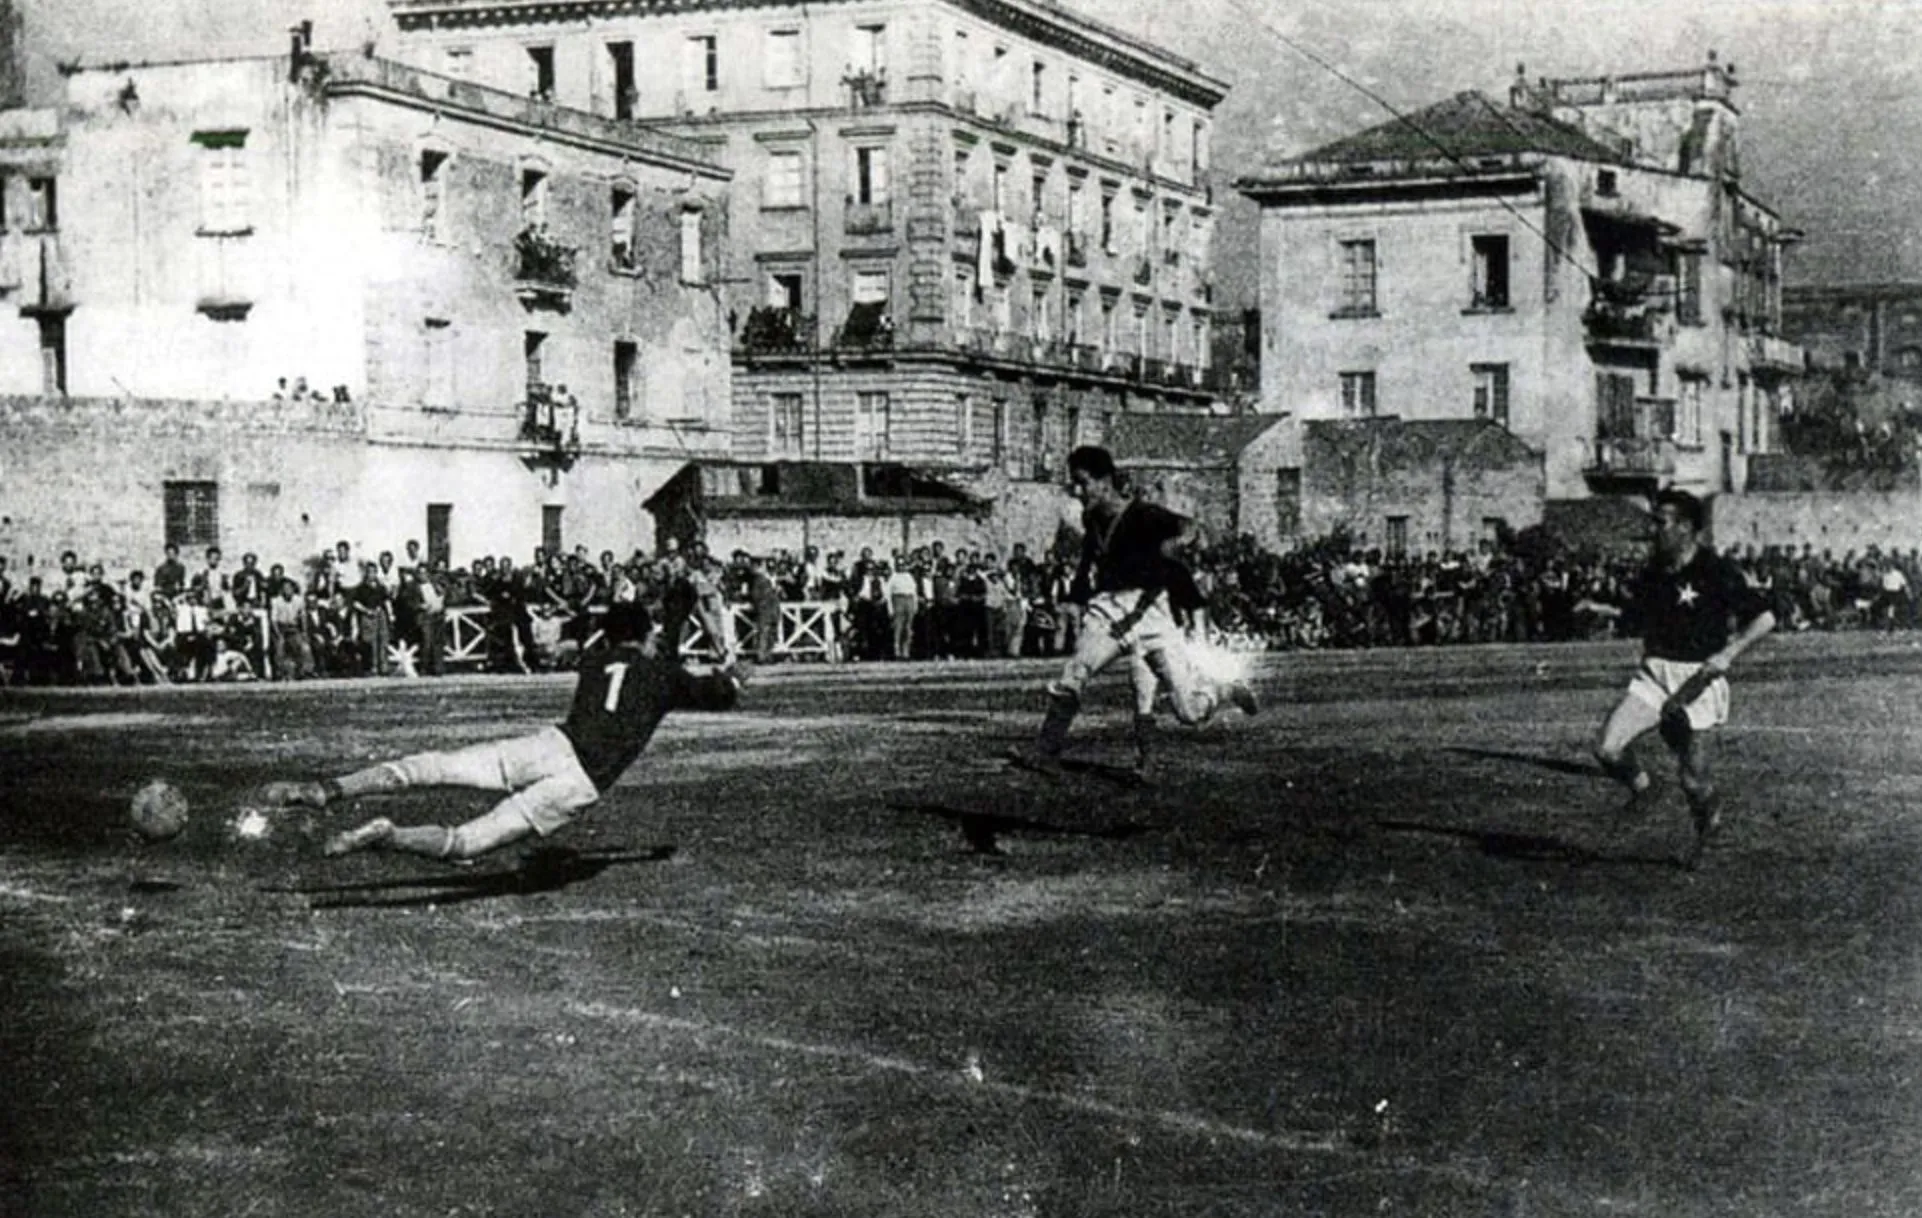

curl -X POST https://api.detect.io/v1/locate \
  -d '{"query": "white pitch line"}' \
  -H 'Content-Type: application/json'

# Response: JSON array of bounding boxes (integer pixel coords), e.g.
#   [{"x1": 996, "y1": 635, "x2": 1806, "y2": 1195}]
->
[{"x1": 565, "y1": 999, "x2": 1358, "y2": 1159}]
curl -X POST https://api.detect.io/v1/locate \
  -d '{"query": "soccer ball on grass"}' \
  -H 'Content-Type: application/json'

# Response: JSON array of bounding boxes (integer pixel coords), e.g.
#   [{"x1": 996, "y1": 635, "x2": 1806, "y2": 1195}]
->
[{"x1": 129, "y1": 779, "x2": 190, "y2": 842}]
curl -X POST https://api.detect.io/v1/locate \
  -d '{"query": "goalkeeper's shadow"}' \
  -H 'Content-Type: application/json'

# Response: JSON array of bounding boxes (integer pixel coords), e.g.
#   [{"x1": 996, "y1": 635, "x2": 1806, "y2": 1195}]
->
[{"x1": 262, "y1": 844, "x2": 679, "y2": 909}]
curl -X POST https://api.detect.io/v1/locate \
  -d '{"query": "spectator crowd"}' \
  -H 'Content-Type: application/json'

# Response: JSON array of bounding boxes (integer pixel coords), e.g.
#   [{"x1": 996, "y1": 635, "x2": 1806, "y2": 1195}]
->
[{"x1": 2, "y1": 524, "x2": 1918, "y2": 686}]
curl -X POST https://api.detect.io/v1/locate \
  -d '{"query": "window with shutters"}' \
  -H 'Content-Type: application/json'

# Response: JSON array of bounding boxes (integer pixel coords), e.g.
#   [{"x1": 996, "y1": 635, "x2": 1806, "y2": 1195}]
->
[
  {"x1": 193, "y1": 130, "x2": 250, "y2": 236},
  {"x1": 1469, "y1": 234, "x2": 1510, "y2": 309},
  {"x1": 764, "y1": 29, "x2": 803, "y2": 88},
  {"x1": 679, "y1": 208, "x2": 705, "y2": 285},
  {"x1": 855, "y1": 391, "x2": 891, "y2": 459},
  {"x1": 765, "y1": 149, "x2": 805, "y2": 209},
  {"x1": 1595, "y1": 372, "x2": 1638, "y2": 438},
  {"x1": 1471, "y1": 362, "x2": 1510, "y2": 426},
  {"x1": 424, "y1": 318, "x2": 454, "y2": 409},
  {"x1": 1339, "y1": 370, "x2": 1377, "y2": 417},
  {"x1": 614, "y1": 340, "x2": 638, "y2": 421},
  {"x1": 1336, "y1": 239, "x2": 1377, "y2": 316},
  {"x1": 1385, "y1": 516, "x2": 1409, "y2": 558},
  {"x1": 610, "y1": 184, "x2": 637, "y2": 269},
  {"x1": 770, "y1": 391, "x2": 805, "y2": 456},
  {"x1": 164, "y1": 481, "x2": 220, "y2": 550}
]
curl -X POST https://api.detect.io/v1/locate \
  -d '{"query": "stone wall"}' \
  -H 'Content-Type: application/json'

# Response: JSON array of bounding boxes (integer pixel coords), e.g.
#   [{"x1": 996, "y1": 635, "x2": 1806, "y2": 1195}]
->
[
  {"x1": 1714, "y1": 491, "x2": 1922, "y2": 554},
  {"x1": 1298, "y1": 420, "x2": 1544, "y2": 553},
  {"x1": 0, "y1": 394, "x2": 685, "y2": 577}
]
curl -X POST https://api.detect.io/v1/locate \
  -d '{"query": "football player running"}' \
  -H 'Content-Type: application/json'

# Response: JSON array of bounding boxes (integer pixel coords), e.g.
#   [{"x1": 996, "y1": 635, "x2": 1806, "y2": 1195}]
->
[
  {"x1": 1593, "y1": 489, "x2": 1774, "y2": 867},
  {"x1": 1008, "y1": 445, "x2": 1256, "y2": 781},
  {"x1": 263, "y1": 602, "x2": 747, "y2": 861}
]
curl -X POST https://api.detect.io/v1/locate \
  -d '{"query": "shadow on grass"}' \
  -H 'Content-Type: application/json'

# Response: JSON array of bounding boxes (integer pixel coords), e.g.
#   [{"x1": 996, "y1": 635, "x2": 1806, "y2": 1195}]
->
[
  {"x1": 1373, "y1": 819, "x2": 1682, "y2": 869},
  {"x1": 1445, "y1": 746, "x2": 1601, "y2": 779},
  {"x1": 890, "y1": 801, "x2": 1155, "y2": 856},
  {"x1": 265, "y1": 844, "x2": 679, "y2": 909}
]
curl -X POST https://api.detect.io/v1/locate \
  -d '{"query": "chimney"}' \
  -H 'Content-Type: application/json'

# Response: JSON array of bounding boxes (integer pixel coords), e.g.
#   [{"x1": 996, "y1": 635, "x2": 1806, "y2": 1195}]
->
[{"x1": 289, "y1": 19, "x2": 314, "y2": 81}]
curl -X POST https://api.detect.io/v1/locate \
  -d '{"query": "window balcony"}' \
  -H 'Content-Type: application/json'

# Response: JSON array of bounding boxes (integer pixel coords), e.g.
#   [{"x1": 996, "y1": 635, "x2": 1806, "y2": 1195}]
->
[
  {"x1": 834, "y1": 301, "x2": 893, "y2": 351},
  {"x1": 1586, "y1": 435, "x2": 1678, "y2": 478},
  {"x1": 842, "y1": 68, "x2": 887, "y2": 109},
  {"x1": 738, "y1": 306, "x2": 814, "y2": 357},
  {"x1": 1584, "y1": 275, "x2": 1671, "y2": 346},
  {"x1": 954, "y1": 205, "x2": 983, "y2": 244},
  {"x1": 512, "y1": 226, "x2": 578, "y2": 312},
  {"x1": 519, "y1": 381, "x2": 582, "y2": 477},
  {"x1": 846, "y1": 197, "x2": 894, "y2": 236},
  {"x1": 1748, "y1": 332, "x2": 1804, "y2": 376}
]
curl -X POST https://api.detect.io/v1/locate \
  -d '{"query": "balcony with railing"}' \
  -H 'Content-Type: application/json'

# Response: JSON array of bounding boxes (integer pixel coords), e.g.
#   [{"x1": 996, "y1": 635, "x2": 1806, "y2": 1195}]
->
[
  {"x1": 1587, "y1": 435, "x2": 1679, "y2": 477},
  {"x1": 1588, "y1": 394, "x2": 1679, "y2": 479},
  {"x1": 954, "y1": 203, "x2": 983, "y2": 246},
  {"x1": 846, "y1": 197, "x2": 894, "y2": 236},
  {"x1": 833, "y1": 301, "x2": 893, "y2": 352},
  {"x1": 842, "y1": 68, "x2": 886, "y2": 109},
  {"x1": 1583, "y1": 275, "x2": 1671, "y2": 346},
  {"x1": 518, "y1": 381, "x2": 582, "y2": 479},
  {"x1": 512, "y1": 226, "x2": 578, "y2": 311},
  {"x1": 737, "y1": 306, "x2": 814, "y2": 358},
  {"x1": 1748, "y1": 332, "x2": 1804, "y2": 376}
]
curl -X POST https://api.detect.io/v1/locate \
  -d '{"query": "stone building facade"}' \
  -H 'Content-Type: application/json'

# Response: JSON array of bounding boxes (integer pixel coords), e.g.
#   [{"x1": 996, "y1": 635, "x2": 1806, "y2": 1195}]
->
[
  {"x1": 1237, "y1": 57, "x2": 1802, "y2": 511},
  {"x1": 385, "y1": 0, "x2": 1231, "y2": 554},
  {"x1": 0, "y1": 48, "x2": 732, "y2": 569}
]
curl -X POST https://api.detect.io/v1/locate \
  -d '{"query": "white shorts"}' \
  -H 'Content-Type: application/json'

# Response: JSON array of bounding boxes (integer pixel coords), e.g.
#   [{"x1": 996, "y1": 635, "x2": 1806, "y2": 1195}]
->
[
  {"x1": 1080, "y1": 591, "x2": 1181, "y2": 653},
  {"x1": 1627, "y1": 656, "x2": 1730, "y2": 731}
]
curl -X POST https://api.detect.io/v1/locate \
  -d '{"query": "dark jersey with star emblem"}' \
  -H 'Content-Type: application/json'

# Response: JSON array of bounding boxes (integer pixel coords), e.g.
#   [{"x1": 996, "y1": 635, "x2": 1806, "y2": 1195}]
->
[{"x1": 1635, "y1": 548, "x2": 1768, "y2": 662}]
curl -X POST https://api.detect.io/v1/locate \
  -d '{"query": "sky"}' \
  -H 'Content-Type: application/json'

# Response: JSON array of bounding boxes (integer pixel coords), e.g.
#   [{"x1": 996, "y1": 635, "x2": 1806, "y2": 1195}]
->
[{"x1": 26, "y1": 0, "x2": 1921, "y2": 305}]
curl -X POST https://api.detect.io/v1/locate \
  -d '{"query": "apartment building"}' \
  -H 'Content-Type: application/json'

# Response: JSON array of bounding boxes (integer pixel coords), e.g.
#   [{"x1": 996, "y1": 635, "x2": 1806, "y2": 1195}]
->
[
  {"x1": 1238, "y1": 56, "x2": 1802, "y2": 517},
  {"x1": 1782, "y1": 282, "x2": 1922, "y2": 378},
  {"x1": 0, "y1": 44, "x2": 731, "y2": 568},
  {"x1": 385, "y1": 0, "x2": 1230, "y2": 544}
]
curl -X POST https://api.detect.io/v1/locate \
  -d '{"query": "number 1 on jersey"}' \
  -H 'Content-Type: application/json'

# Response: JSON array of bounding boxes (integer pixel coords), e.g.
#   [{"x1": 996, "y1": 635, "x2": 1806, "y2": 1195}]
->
[{"x1": 602, "y1": 662, "x2": 629, "y2": 711}]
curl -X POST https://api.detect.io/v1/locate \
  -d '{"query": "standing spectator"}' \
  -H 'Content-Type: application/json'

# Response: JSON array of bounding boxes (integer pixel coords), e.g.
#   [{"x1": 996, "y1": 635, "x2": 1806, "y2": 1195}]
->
[
  {"x1": 269, "y1": 577, "x2": 315, "y2": 680},
  {"x1": 171, "y1": 580, "x2": 214, "y2": 680},
  {"x1": 352, "y1": 561, "x2": 393, "y2": 676},
  {"x1": 232, "y1": 552, "x2": 269, "y2": 610},
  {"x1": 995, "y1": 555, "x2": 1029, "y2": 657},
  {"x1": 747, "y1": 555, "x2": 783, "y2": 662},
  {"x1": 1877, "y1": 560, "x2": 1911, "y2": 632},
  {"x1": 411, "y1": 564, "x2": 447, "y2": 676},
  {"x1": 955, "y1": 554, "x2": 990, "y2": 658},
  {"x1": 331, "y1": 540, "x2": 362, "y2": 594},
  {"x1": 885, "y1": 559, "x2": 919, "y2": 660},
  {"x1": 153, "y1": 543, "x2": 188, "y2": 600},
  {"x1": 16, "y1": 578, "x2": 53, "y2": 683}
]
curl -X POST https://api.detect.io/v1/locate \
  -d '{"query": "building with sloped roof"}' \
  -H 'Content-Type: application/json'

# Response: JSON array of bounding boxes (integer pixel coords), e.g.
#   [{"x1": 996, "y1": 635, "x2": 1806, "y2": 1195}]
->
[{"x1": 1237, "y1": 56, "x2": 1803, "y2": 516}]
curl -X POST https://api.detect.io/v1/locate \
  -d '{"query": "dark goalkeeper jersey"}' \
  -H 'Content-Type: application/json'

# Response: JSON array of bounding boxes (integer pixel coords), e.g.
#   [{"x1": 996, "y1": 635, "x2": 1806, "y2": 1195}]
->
[
  {"x1": 558, "y1": 645, "x2": 741, "y2": 791},
  {"x1": 1635, "y1": 548, "x2": 1768, "y2": 663}
]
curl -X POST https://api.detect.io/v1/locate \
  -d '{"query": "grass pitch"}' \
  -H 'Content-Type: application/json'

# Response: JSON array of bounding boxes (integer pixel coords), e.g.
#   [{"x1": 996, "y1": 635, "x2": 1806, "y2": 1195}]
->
[{"x1": 4, "y1": 635, "x2": 1922, "y2": 1216}]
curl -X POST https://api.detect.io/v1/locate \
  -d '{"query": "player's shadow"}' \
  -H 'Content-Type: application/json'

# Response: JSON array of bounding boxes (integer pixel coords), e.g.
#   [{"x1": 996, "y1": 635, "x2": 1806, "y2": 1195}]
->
[
  {"x1": 1373, "y1": 819, "x2": 1676, "y2": 868},
  {"x1": 891, "y1": 801, "x2": 1153, "y2": 856},
  {"x1": 270, "y1": 845, "x2": 678, "y2": 909},
  {"x1": 1445, "y1": 747, "x2": 1601, "y2": 779}
]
